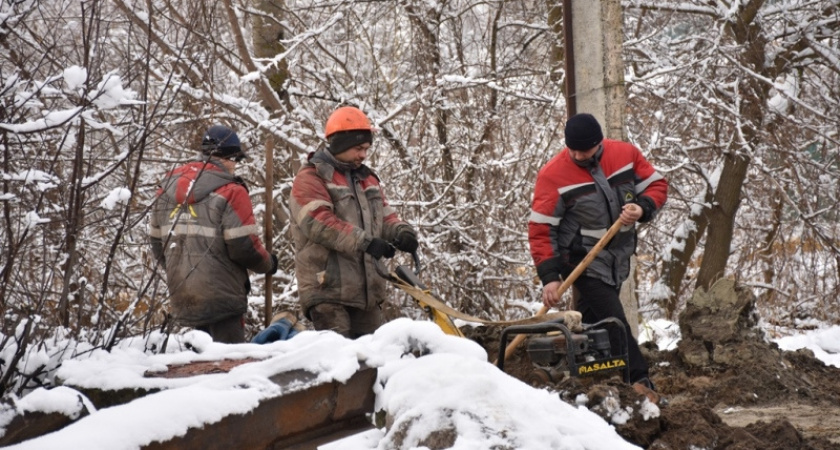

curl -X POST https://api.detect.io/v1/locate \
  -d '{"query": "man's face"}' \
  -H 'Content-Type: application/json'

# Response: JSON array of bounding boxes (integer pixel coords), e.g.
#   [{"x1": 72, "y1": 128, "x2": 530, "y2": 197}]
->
[
  {"x1": 219, "y1": 158, "x2": 238, "y2": 173},
  {"x1": 568, "y1": 144, "x2": 600, "y2": 161},
  {"x1": 334, "y1": 143, "x2": 370, "y2": 168}
]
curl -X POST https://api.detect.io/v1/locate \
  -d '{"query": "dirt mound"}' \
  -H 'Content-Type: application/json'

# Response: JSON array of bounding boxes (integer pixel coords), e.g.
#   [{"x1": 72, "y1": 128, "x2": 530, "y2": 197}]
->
[{"x1": 465, "y1": 279, "x2": 840, "y2": 449}]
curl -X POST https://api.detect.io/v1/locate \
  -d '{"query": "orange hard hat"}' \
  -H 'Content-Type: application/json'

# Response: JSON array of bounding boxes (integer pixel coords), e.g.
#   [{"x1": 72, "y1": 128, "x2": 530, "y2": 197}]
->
[{"x1": 324, "y1": 106, "x2": 372, "y2": 138}]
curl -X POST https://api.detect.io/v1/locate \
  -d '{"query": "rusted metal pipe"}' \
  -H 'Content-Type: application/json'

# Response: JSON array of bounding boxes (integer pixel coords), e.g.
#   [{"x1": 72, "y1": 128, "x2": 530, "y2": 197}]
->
[
  {"x1": 563, "y1": 0, "x2": 576, "y2": 117},
  {"x1": 264, "y1": 135, "x2": 275, "y2": 327}
]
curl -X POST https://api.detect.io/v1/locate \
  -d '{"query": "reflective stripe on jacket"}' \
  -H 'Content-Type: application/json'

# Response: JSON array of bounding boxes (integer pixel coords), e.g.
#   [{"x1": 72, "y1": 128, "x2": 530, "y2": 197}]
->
[
  {"x1": 149, "y1": 160, "x2": 273, "y2": 326},
  {"x1": 290, "y1": 151, "x2": 412, "y2": 316},
  {"x1": 528, "y1": 139, "x2": 668, "y2": 287}
]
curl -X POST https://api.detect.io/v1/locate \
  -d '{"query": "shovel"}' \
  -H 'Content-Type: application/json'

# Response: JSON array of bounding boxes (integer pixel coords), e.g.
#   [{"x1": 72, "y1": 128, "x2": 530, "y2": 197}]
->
[
  {"x1": 376, "y1": 252, "x2": 467, "y2": 338},
  {"x1": 499, "y1": 218, "x2": 624, "y2": 363}
]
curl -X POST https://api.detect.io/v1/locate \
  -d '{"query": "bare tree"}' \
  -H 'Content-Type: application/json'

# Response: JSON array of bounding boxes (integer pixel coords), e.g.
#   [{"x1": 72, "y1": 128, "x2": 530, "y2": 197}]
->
[{"x1": 626, "y1": 1, "x2": 840, "y2": 321}]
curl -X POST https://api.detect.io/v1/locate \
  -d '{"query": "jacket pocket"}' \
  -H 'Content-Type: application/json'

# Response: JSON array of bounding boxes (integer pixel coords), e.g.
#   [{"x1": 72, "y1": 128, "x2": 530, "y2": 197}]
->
[
  {"x1": 322, "y1": 251, "x2": 342, "y2": 289},
  {"x1": 363, "y1": 188, "x2": 385, "y2": 236},
  {"x1": 332, "y1": 191, "x2": 359, "y2": 226}
]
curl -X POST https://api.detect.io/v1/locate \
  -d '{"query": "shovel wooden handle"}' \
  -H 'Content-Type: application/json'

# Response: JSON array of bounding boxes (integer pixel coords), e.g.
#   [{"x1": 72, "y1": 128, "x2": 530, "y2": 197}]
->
[{"x1": 499, "y1": 219, "x2": 624, "y2": 363}]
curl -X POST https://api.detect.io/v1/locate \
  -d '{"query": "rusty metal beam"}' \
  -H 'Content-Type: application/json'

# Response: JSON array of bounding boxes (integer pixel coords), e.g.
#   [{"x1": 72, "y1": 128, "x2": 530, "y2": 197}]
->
[{"x1": 142, "y1": 367, "x2": 377, "y2": 450}]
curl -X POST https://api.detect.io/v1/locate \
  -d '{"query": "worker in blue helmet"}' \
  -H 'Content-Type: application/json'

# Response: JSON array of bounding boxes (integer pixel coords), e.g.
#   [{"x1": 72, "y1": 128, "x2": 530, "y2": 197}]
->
[
  {"x1": 150, "y1": 124, "x2": 278, "y2": 343},
  {"x1": 200, "y1": 125, "x2": 249, "y2": 162}
]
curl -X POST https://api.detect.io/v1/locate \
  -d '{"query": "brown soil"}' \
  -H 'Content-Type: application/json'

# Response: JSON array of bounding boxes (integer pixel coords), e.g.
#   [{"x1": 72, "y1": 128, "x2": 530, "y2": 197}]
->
[{"x1": 463, "y1": 280, "x2": 840, "y2": 449}]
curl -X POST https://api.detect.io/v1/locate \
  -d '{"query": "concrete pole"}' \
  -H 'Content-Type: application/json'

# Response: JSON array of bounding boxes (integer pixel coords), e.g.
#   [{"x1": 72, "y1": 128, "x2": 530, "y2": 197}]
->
[
  {"x1": 565, "y1": 0, "x2": 638, "y2": 338},
  {"x1": 568, "y1": 0, "x2": 625, "y2": 138}
]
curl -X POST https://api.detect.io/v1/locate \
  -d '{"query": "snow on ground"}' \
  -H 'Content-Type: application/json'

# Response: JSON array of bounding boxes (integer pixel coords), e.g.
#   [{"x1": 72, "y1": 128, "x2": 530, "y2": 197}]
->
[
  {"x1": 638, "y1": 318, "x2": 681, "y2": 351},
  {"x1": 2, "y1": 318, "x2": 838, "y2": 449},
  {"x1": 3, "y1": 319, "x2": 637, "y2": 450},
  {"x1": 774, "y1": 325, "x2": 840, "y2": 368}
]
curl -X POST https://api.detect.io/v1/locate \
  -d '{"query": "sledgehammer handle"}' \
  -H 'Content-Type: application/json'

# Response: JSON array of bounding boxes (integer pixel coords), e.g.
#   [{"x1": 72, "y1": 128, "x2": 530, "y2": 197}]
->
[{"x1": 500, "y1": 219, "x2": 624, "y2": 363}]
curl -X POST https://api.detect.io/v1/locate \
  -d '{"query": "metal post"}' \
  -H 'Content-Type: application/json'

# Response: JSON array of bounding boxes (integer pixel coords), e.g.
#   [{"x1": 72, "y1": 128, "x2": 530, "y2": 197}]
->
[{"x1": 264, "y1": 135, "x2": 275, "y2": 327}]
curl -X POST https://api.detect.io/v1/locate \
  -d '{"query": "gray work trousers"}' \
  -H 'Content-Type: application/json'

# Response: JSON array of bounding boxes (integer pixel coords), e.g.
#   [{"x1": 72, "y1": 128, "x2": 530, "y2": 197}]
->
[{"x1": 309, "y1": 303, "x2": 382, "y2": 339}]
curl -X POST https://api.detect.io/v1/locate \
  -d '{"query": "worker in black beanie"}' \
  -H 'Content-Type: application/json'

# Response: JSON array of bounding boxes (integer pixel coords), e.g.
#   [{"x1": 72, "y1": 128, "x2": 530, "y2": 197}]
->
[
  {"x1": 528, "y1": 112, "x2": 669, "y2": 404},
  {"x1": 563, "y1": 113, "x2": 604, "y2": 151}
]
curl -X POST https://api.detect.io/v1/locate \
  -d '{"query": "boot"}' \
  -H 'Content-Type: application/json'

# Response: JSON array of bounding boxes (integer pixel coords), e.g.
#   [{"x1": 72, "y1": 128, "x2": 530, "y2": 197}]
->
[{"x1": 272, "y1": 311, "x2": 306, "y2": 333}]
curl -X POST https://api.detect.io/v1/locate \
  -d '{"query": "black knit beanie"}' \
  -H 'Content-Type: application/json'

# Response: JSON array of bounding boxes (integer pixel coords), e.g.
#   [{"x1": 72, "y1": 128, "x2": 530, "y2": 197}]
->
[
  {"x1": 564, "y1": 113, "x2": 604, "y2": 150},
  {"x1": 329, "y1": 130, "x2": 373, "y2": 155}
]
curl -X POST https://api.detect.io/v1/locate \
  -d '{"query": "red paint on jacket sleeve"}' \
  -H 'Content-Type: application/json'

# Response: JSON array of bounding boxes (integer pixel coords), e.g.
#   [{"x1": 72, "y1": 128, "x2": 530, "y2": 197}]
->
[
  {"x1": 633, "y1": 147, "x2": 668, "y2": 208},
  {"x1": 218, "y1": 182, "x2": 270, "y2": 261},
  {"x1": 528, "y1": 161, "x2": 563, "y2": 267}
]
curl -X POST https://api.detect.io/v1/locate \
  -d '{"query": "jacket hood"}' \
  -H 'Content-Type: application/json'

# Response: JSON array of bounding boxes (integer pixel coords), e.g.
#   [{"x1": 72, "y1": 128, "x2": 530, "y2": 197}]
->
[{"x1": 159, "y1": 160, "x2": 236, "y2": 204}]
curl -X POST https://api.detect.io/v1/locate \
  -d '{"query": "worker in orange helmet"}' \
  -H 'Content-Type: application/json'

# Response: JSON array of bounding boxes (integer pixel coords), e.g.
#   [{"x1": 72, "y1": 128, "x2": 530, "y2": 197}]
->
[{"x1": 289, "y1": 106, "x2": 418, "y2": 338}]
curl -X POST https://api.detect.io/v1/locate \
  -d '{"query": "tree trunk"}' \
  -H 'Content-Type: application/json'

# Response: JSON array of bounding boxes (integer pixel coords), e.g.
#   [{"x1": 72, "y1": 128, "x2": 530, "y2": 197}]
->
[
  {"x1": 403, "y1": 3, "x2": 453, "y2": 183},
  {"x1": 546, "y1": 1, "x2": 565, "y2": 84},
  {"x1": 659, "y1": 187, "x2": 712, "y2": 318},
  {"x1": 59, "y1": 123, "x2": 86, "y2": 328},
  {"x1": 251, "y1": 0, "x2": 292, "y2": 324},
  {"x1": 695, "y1": 150, "x2": 751, "y2": 290},
  {"x1": 695, "y1": 0, "x2": 771, "y2": 292}
]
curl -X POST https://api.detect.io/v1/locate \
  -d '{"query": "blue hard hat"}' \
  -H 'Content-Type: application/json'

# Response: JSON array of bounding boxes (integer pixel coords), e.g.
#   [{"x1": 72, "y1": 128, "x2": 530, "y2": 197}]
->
[{"x1": 200, "y1": 125, "x2": 247, "y2": 161}]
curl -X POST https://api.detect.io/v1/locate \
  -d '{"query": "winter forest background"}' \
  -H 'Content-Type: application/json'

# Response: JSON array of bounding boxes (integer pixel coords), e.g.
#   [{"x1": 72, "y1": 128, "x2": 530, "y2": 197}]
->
[{"x1": 0, "y1": 0, "x2": 838, "y2": 399}]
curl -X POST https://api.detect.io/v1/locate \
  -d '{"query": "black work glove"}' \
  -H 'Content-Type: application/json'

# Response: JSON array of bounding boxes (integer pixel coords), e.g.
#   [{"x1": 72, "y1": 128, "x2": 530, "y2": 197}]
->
[
  {"x1": 268, "y1": 254, "x2": 279, "y2": 275},
  {"x1": 393, "y1": 229, "x2": 419, "y2": 254},
  {"x1": 366, "y1": 238, "x2": 396, "y2": 259}
]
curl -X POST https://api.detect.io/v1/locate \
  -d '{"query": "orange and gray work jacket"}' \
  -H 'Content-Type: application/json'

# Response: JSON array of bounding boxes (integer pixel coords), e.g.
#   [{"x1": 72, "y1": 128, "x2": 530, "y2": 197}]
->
[
  {"x1": 290, "y1": 150, "x2": 414, "y2": 317},
  {"x1": 149, "y1": 160, "x2": 274, "y2": 327},
  {"x1": 528, "y1": 139, "x2": 668, "y2": 288}
]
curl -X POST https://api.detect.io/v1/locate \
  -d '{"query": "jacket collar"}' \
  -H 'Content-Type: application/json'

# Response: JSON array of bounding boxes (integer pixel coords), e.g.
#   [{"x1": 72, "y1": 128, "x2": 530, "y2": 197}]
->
[
  {"x1": 309, "y1": 150, "x2": 372, "y2": 179},
  {"x1": 571, "y1": 143, "x2": 603, "y2": 169}
]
